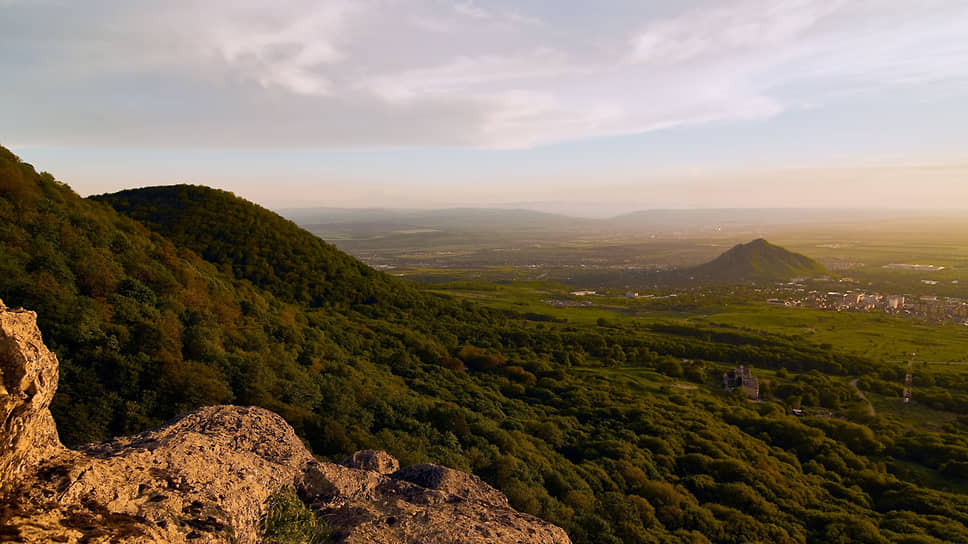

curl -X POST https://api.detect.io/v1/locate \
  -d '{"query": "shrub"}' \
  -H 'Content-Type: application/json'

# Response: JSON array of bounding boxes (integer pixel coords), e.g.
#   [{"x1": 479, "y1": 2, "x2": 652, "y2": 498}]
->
[{"x1": 261, "y1": 487, "x2": 331, "y2": 544}]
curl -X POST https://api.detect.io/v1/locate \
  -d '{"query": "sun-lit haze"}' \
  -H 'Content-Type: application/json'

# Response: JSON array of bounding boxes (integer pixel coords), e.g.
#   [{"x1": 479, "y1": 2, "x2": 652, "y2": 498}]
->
[{"x1": 3, "y1": 0, "x2": 968, "y2": 213}]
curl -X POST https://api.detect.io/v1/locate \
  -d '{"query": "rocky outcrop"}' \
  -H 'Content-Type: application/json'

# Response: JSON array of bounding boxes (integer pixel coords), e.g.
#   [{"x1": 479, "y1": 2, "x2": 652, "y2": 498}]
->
[
  {"x1": 0, "y1": 299, "x2": 63, "y2": 481},
  {"x1": 306, "y1": 460, "x2": 571, "y2": 544},
  {"x1": 0, "y1": 300, "x2": 571, "y2": 544},
  {"x1": 391, "y1": 463, "x2": 509, "y2": 507},
  {"x1": 340, "y1": 449, "x2": 400, "y2": 474},
  {"x1": 3, "y1": 406, "x2": 312, "y2": 543}
]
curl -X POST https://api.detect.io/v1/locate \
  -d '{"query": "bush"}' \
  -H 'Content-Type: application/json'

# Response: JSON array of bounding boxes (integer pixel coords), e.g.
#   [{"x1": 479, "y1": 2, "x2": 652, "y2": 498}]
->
[{"x1": 261, "y1": 487, "x2": 331, "y2": 544}]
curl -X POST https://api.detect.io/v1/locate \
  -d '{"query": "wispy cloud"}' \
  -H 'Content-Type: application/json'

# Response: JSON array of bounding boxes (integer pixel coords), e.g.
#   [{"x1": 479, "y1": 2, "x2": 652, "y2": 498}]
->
[
  {"x1": 451, "y1": 0, "x2": 540, "y2": 26},
  {"x1": 452, "y1": 0, "x2": 490, "y2": 20},
  {"x1": 213, "y1": 1, "x2": 364, "y2": 96},
  {"x1": 360, "y1": 48, "x2": 571, "y2": 102},
  {"x1": 2, "y1": 0, "x2": 967, "y2": 149},
  {"x1": 628, "y1": 0, "x2": 844, "y2": 65}
]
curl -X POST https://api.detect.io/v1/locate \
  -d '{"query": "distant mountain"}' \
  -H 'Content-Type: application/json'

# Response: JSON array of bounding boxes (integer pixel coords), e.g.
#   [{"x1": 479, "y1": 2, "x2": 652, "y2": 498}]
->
[
  {"x1": 280, "y1": 206, "x2": 593, "y2": 236},
  {"x1": 281, "y1": 206, "x2": 950, "y2": 242},
  {"x1": 687, "y1": 238, "x2": 827, "y2": 282},
  {"x1": 609, "y1": 208, "x2": 892, "y2": 228}
]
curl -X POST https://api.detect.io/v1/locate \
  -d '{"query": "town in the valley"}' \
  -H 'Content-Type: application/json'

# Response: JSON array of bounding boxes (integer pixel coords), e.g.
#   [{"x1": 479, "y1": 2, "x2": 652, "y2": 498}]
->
[{"x1": 768, "y1": 284, "x2": 968, "y2": 325}]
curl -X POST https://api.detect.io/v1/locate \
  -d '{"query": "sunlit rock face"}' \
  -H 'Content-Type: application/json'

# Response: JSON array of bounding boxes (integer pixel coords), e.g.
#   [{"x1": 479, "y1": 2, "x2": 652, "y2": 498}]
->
[
  {"x1": 0, "y1": 301, "x2": 572, "y2": 544},
  {"x1": 0, "y1": 299, "x2": 64, "y2": 482}
]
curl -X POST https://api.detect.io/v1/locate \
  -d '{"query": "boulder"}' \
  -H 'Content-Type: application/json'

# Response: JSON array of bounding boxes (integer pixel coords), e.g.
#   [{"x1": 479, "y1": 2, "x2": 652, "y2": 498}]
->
[
  {"x1": 391, "y1": 463, "x2": 509, "y2": 507},
  {"x1": 340, "y1": 449, "x2": 400, "y2": 474}
]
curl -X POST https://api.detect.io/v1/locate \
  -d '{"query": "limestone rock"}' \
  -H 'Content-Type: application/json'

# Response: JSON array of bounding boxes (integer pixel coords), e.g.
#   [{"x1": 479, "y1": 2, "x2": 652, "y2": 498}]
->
[
  {"x1": 306, "y1": 460, "x2": 570, "y2": 544},
  {"x1": 340, "y1": 449, "x2": 400, "y2": 474},
  {"x1": 391, "y1": 463, "x2": 509, "y2": 507},
  {"x1": 3, "y1": 404, "x2": 314, "y2": 544},
  {"x1": 0, "y1": 302, "x2": 573, "y2": 544},
  {"x1": 0, "y1": 300, "x2": 64, "y2": 484}
]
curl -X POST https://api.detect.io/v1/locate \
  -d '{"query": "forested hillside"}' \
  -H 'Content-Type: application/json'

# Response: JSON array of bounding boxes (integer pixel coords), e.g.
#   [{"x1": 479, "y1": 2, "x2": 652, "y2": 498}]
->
[
  {"x1": 94, "y1": 185, "x2": 419, "y2": 310},
  {"x1": 3, "y1": 145, "x2": 968, "y2": 543}
]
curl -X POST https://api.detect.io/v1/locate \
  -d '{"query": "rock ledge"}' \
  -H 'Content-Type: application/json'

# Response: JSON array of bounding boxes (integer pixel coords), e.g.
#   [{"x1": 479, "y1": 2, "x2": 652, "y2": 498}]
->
[{"x1": 0, "y1": 301, "x2": 571, "y2": 544}]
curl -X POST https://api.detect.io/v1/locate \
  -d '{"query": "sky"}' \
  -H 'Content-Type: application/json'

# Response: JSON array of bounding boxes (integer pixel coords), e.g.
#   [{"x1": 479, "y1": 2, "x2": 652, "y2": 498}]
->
[{"x1": 2, "y1": 0, "x2": 967, "y2": 215}]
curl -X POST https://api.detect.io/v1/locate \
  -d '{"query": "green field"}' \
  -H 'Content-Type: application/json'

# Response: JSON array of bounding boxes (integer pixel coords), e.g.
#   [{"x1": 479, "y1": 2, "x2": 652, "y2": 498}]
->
[
  {"x1": 428, "y1": 279, "x2": 968, "y2": 360},
  {"x1": 690, "y1": 306, "x2": 968, "y2": 362}
]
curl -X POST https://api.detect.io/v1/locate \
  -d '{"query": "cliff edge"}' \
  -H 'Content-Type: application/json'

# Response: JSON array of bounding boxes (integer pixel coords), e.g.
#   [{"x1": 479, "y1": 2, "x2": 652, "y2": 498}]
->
[{"x1": 0, "y1": 300, "x2": 571, "y2": 544}]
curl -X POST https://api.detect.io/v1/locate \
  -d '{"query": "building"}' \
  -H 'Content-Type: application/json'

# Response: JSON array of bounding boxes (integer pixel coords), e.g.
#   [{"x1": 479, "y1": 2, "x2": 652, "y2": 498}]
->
[{"x1": 724, "y1": 365, "x2": 760, "y2": 400}]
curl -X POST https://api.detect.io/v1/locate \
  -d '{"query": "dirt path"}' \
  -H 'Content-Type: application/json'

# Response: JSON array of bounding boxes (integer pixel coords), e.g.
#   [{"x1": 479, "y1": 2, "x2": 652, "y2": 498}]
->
[{"x1": 850, "y1": 378, "x2": 875, "y2": 416}]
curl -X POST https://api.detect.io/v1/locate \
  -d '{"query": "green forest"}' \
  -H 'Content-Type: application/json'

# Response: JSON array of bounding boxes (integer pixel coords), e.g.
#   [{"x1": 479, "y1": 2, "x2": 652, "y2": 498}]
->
[{"x1": 3, "y1": 145, "x2": 968, "y2": 543}]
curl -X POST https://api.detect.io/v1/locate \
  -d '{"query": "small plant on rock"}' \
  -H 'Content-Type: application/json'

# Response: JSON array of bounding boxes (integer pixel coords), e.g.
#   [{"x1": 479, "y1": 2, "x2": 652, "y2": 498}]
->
[{"x1": 260, "y1": 487, "x2": 331, "y2": 544}]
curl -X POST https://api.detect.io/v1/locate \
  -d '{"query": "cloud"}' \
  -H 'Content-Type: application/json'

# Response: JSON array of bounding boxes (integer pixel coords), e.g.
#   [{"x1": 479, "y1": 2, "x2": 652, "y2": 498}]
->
[
  {"x1": 212, "y1": 1, "x2": 364, "y2": 96},
  {"x1": 452, "y1": 1, "x2": 490, "y2": 20},
  {"x1": 360, "y1": 48, "x2": 571, "y2": 102},
  {"x1": 629, "y1": 0, "x2": 844, "y2": 65},
  {"x1": 1, "y1": 0, "x2": 967, "y2": 149},
  {"x1": 451, "y1": 1, "x2": 539, "y2": 26}
]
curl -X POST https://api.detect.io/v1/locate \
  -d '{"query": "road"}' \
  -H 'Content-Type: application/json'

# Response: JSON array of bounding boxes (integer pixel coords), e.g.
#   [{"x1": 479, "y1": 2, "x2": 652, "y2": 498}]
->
[{"x1": 850, "y1": 378, "x2": 876, "y2": 416}]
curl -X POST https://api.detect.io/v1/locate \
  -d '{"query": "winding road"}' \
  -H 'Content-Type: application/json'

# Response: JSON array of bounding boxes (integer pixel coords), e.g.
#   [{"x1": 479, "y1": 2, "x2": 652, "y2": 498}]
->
[{"x1": 850, "y1": 378, "x2": 876, "y2": 416}]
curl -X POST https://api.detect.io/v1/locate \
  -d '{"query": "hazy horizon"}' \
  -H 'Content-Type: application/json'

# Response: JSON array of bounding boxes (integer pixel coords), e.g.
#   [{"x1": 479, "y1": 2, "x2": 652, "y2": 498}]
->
[
  {"x1": 4, "y1": 1, "x2": 968, "y2": 212},
  {"x1": 276, "y1": 203, "x2": 968, "y2": 220}
]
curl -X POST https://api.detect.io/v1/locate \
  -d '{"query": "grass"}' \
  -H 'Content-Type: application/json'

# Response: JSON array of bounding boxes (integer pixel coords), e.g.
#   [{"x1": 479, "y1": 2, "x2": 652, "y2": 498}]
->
[
  {"x1": 688, "y1": 305, "x2": 968, "y2": 363},
  {"x1": 428, "y1": 280, "x2": 635, "y2": 324},
  {"x1": 429, "y1": 278, "x2": 968, "y2": 363}
]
